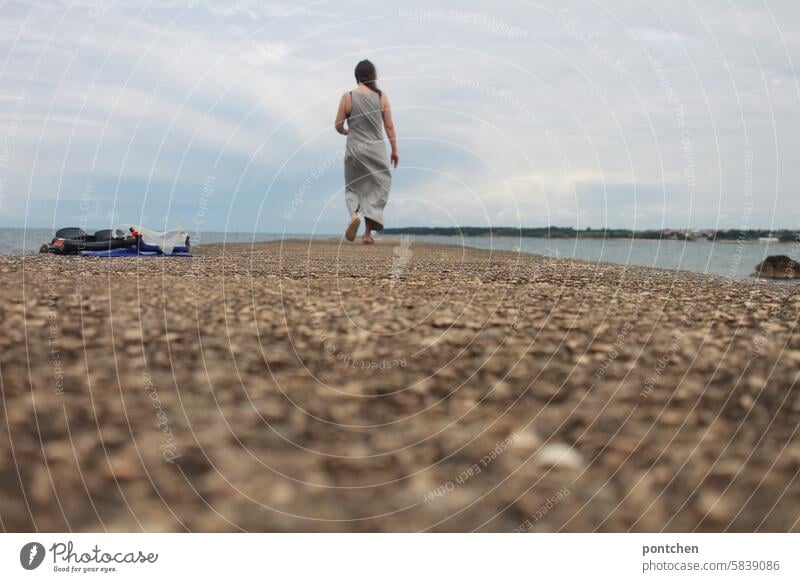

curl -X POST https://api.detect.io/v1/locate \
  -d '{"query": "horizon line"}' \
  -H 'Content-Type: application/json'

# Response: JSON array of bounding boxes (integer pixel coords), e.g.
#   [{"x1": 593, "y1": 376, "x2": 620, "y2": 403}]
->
[{"x1": 2, "y1": 225, "x2": 799, "y2": 233}]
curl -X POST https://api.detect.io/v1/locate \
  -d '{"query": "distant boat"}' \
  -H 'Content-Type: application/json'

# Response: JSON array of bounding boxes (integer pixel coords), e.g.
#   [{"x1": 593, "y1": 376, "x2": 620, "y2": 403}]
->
[{"x1": 758, "y1": 237, "x2": 779, "y2": 243}]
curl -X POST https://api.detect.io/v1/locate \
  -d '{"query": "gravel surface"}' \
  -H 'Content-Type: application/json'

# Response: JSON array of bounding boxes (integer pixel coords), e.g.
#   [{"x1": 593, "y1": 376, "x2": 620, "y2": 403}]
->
[{"x1": 1, "y1": 239, "x2": 799, "y2": 532}]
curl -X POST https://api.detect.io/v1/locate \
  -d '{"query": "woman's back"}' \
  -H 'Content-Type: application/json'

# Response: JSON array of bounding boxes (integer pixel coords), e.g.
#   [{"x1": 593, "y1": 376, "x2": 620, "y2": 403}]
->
[{"x1": 347, "y1": 90, "x2": 384, "y2": 143}]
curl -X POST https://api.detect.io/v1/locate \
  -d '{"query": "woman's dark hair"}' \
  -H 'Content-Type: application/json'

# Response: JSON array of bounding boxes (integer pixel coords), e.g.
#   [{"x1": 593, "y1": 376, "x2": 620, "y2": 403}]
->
[{"x1": 354, "y1": 59, "x2": 381, "y2": 96}]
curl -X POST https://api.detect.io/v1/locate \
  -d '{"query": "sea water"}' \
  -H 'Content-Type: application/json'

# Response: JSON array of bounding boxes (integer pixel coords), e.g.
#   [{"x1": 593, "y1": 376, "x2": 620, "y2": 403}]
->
[
  {"x1": 395, "y1": 234, "x2": 800, "y2": 281},
  {"x1": 3, "y1": 228, "x2": 798, "y2": 281}
]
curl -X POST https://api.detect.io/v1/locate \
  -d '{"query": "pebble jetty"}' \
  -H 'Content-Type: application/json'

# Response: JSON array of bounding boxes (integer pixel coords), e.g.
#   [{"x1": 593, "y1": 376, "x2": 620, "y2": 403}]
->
[{"x1": 1, "y1": 239, "x2": 799, "y2": 532}]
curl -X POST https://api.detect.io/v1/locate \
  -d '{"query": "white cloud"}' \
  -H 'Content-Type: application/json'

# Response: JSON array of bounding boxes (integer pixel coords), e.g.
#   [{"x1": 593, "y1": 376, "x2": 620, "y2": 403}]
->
[{"x1": 0, "y1": 0, "x2": 798, "y2": 231}]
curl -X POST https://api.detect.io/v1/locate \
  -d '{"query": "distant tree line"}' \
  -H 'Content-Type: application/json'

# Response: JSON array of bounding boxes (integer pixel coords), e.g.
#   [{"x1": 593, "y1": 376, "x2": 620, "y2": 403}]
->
[{"x1": 382, "y1": 226, "x2": 800, "y2": 242}]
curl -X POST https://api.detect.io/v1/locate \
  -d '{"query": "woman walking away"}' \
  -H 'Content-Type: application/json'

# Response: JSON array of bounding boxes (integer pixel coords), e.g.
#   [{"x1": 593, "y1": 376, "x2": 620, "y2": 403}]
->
[{"x1": 335, "y1": 59, "x2": 398, "y2": 244}]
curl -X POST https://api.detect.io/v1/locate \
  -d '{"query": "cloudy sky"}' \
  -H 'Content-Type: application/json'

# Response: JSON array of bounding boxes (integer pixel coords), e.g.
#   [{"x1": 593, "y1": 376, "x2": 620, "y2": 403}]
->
[{"x1": 0, "y1": 0, "x2": 797, "y2": 234}]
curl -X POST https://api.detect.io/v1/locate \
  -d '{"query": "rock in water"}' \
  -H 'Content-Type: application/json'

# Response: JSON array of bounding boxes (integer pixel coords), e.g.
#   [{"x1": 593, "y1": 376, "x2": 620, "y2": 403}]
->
[{"x1": 752, "y1": 255, "x2": 800, "y2": 279}]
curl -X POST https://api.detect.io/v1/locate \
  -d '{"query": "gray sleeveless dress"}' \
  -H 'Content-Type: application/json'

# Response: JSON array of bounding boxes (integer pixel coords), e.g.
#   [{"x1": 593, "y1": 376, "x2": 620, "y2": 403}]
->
[{"x1": 345, "y1": 90, "x2": 391, "y2": 230}]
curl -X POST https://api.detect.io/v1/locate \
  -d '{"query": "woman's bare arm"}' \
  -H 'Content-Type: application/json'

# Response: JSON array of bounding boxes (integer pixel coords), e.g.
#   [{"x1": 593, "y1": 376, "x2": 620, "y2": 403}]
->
[
  {"x1": 335, "y1": 93, "x2": 350, "y2": 135},
  {"x1": 381, "y1": 93, "x2": 398, "y2": 168}
]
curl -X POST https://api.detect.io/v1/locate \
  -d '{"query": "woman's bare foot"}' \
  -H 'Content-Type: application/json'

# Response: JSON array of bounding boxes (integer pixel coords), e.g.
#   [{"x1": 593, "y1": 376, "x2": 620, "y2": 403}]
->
[
  {"x1": 345, "y1": 214, "x2": 360, "y2": 242},
  {"x1": 362, "y1": 232, "x2": 375, "y2": 244}
]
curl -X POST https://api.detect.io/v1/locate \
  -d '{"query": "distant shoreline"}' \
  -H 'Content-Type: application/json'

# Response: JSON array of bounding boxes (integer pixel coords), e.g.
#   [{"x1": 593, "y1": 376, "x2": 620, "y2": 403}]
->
[{"x1": 383, "y1": 226, "x2": 800, "y2": 242}]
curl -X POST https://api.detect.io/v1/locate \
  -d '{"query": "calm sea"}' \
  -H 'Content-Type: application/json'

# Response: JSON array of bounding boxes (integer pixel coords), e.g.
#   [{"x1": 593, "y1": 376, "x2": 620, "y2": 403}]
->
[
  {"x1": 3, "y1": 228, "x2": 798, "y2": 280},
  {"x1": 397, "y1": 234, "x2": 800, "y2": 281}
]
